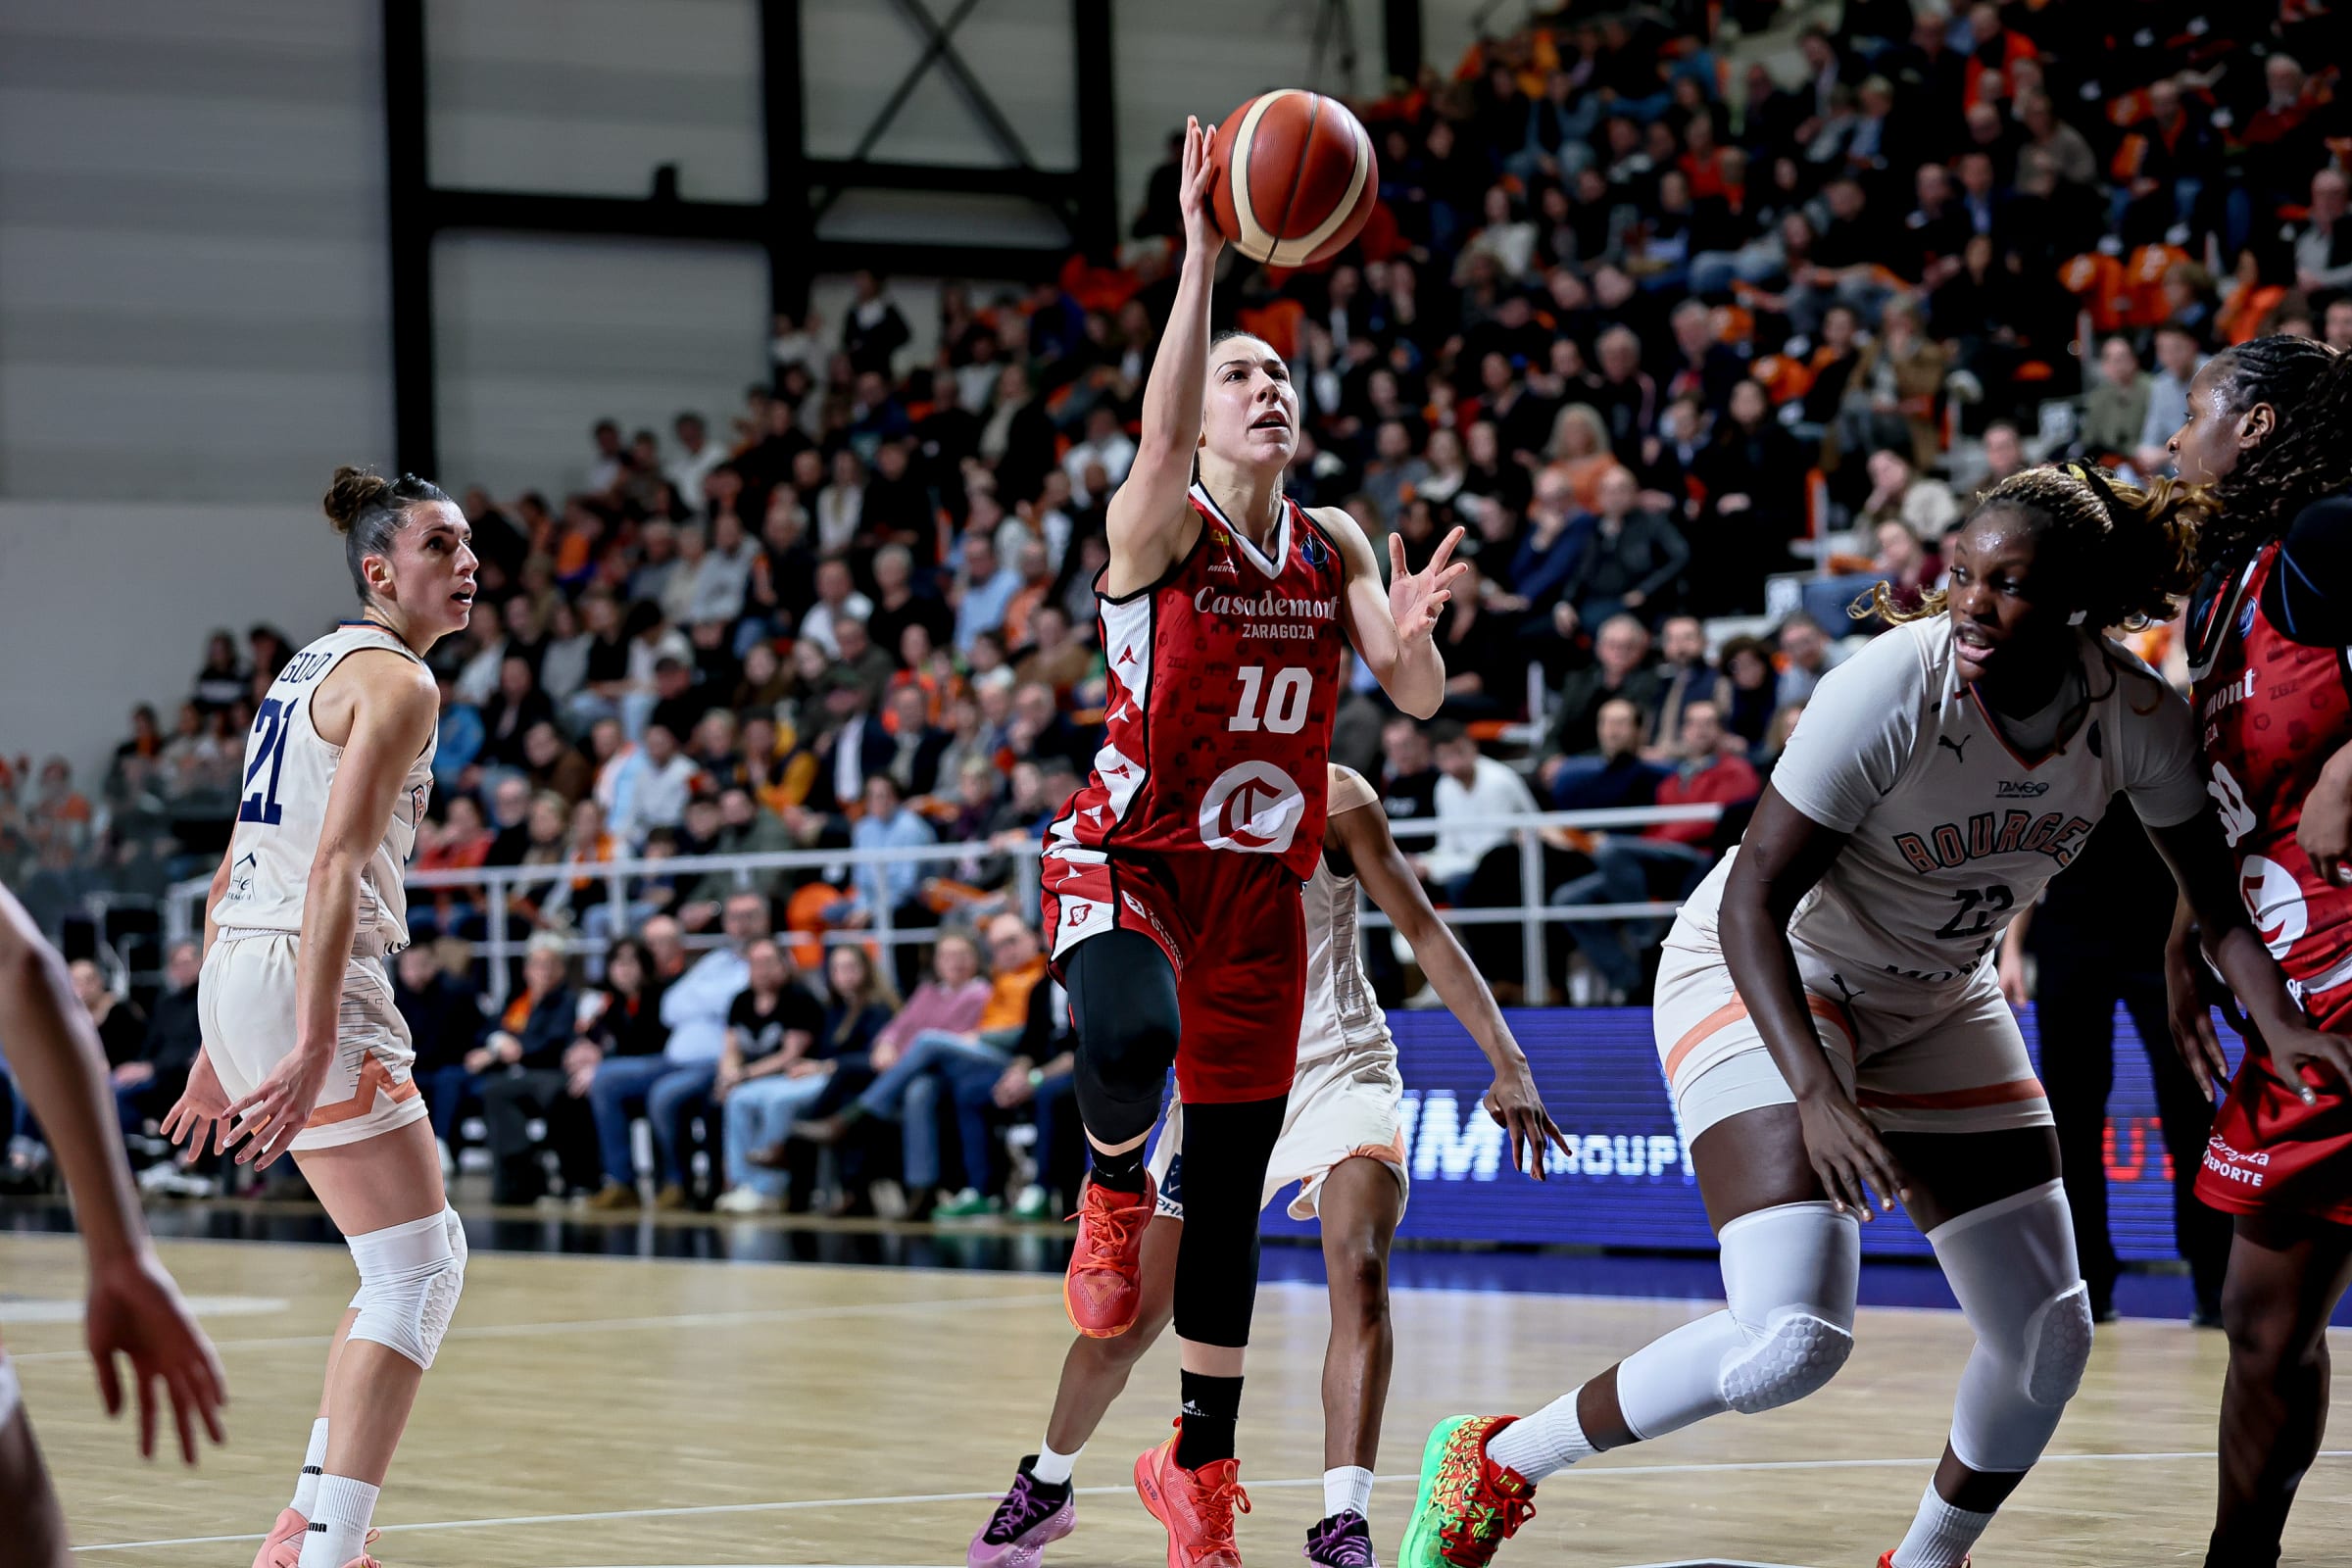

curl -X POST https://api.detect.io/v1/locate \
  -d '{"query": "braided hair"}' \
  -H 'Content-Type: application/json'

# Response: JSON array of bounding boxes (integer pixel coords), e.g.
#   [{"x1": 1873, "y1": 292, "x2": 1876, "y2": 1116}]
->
[
  {"x1": 322, "y1": 465, "x2": 454, "y2": 607},
  {"x1": 2197, "y1": 336, "x2": 2352, "y2": 570},
  {"x1": 1861, "y1": 464, "x2": 2209, "y2": 633}
]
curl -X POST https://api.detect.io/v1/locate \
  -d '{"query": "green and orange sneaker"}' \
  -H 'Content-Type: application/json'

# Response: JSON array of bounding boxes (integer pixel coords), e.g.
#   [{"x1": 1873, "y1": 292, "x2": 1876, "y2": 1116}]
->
[{"x1": 1398, "y1": 1414, "x2": 1536, "y2": 1567}]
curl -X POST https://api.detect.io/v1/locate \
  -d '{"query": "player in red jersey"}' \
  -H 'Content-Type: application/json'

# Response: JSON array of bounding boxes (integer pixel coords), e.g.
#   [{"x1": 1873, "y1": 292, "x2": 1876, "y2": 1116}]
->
[
  {"x1": 2165, "y1": 336, "x2": 2352, "y2": 1567},
  {"x1": 1034, "y1": 113, "x2": 1459, "y2": 1565}
]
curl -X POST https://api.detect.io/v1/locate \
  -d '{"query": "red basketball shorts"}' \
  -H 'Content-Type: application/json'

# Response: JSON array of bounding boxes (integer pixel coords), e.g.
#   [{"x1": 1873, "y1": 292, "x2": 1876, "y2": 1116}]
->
[
  {"x1": 1039, "y1": 846, "x2": 1305, "y2": 1103},
  {"x1": 2196, "y1": 1008, "x2": 2352, "y2": 1228}
]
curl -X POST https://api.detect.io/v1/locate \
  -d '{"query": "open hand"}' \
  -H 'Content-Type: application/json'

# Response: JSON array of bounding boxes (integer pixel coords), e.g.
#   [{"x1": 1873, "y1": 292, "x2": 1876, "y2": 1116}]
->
[
  {"x1": 1795, "y1": 1092, "x2": 1908, "y2": 1218},
  {"x1": 1179, "y1": 116, "x2": 1224, "y2": 262},
  {"x1": 1389, "y1": 526, "x2": 1468, "y2": 643},
  {"x1": 220, "y1": 1048, "x2": 331, "y2": 1169},
  {"x1": 159, "y1": 1049, "x2": 231, "y2": 1157},
  {"x1": 1484, "y1": 1065, "x2": 1572, "y2": 1181},
  {"x1": 84, "y1": 1248, "x2": 228, "y2": 1464}
]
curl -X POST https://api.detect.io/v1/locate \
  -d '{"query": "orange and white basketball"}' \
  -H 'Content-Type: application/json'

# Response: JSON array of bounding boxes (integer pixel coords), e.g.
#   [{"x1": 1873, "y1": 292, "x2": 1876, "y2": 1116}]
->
[{"x1": 1208, "y1": 90, "x2": 1379, "y2": 269}]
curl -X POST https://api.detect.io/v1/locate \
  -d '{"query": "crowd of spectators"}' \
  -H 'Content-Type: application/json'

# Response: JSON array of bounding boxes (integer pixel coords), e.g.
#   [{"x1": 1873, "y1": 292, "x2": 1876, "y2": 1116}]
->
[{"x1": 8, "y1": 0, "x2": 2350, "y2": 1206}]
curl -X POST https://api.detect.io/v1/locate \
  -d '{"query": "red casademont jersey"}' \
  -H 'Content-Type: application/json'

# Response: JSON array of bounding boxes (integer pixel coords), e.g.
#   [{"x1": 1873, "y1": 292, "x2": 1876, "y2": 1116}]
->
[
  {"x1": 1048, "y1": 483, "x2": 1348, "y2": 883},
  {"x1": 2191, "y1": 542, "x2": 2352, "y2": 1005}
]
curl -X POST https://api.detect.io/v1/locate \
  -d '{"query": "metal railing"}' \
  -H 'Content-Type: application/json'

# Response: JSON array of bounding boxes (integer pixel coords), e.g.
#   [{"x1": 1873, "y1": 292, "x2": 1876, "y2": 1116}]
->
[{"x1": 162, "y1": 803, "x2": 1724, "y2": 1008}]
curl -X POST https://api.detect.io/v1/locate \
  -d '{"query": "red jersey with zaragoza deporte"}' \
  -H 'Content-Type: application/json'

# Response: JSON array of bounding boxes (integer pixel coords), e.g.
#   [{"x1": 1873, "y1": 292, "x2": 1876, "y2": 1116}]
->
[
  {"x1": 1048, "y1": 482, "x2": 1348, "y2": 883},
  {"x1": 2191, "y1": 542, "x2": 2352, "y2": 1012},
  {"x1": 2188, "y1": 538, "x2": 2352, "y2": 1224}
]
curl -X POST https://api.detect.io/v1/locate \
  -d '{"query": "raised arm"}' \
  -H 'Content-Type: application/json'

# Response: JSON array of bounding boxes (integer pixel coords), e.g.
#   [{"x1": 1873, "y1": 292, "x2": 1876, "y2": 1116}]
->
[
  {"x1": 221, "y1": 654, "x2": 438, "y2": 1167},
  {"x1": 1317, "y1": 506, "x2": 1465, "y2": 719},
  {"x1": 1104, "y1": 116, "x2": 1224, "y2": 596},
  {"x1": 1333, "y1": 780, "x2": 1570, "y2": 1178}
]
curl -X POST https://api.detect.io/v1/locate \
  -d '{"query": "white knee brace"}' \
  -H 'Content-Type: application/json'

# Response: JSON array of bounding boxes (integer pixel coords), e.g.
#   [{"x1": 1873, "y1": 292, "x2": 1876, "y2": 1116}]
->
[
  {"x1": 1930, "y1": 1178, "x2": 2092, "y2": 1473},
  {"x1": 346, "y1": 1206, "x2": 466, "y2": 1371},
  {"x1": 1616, "y1": 1200, "x2": 1862, "y2": 1440}
]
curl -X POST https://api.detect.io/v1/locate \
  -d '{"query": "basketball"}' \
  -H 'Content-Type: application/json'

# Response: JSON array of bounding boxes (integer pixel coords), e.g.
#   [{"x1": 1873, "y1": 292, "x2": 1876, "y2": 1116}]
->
[{"x1": 1208, "y1": 89, "x2": 1378, "y2": 268}]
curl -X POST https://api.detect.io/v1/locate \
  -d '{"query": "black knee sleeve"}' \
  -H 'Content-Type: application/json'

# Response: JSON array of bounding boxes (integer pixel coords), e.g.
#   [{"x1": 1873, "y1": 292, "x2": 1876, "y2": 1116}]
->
[
  {"x1": 1172, "y1": 1094, "x2": 1289, "y2": 1348},
  {"x1": 1066, "y1": 929, "x2": 1180, "y2": 1146}
]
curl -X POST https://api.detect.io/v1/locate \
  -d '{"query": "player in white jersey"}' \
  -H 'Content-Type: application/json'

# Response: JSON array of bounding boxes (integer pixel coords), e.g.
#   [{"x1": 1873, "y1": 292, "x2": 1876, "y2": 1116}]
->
[
  {"x1": 1401, "y1": 466, "x2": 2348, "y2": 1568},
  {"x1": 159, "y1": 466, "x2": 478, "y2": 1568},
  {"x1": 0, "y1": 880, "x2": 225, "y2": 1566},
  {"x1": 970, "y1": 766, "x2": 1568, "y2": 1568}
]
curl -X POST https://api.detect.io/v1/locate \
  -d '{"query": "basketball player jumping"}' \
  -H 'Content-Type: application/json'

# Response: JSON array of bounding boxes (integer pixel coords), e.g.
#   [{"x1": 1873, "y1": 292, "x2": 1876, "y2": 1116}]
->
[
  {"x1": 978, "y1": 767, "x2": 1569, "y2": 1567},
  {"x1": 0, "y1": 881, "x2": 225, "y2": 1568},
  {"x1": 1034, "y1": 115, "x2": 1463, "y2": 1566},
  {"x1": 162, "y1": 468, "x2": 474, "y2": 1568},
  {"x1": 2163, "y1": 336, "x2": 2352, "y2": 1567},
  {"x1": 1400, "y1": 466, "x2": 2344, "y2": 1568}
]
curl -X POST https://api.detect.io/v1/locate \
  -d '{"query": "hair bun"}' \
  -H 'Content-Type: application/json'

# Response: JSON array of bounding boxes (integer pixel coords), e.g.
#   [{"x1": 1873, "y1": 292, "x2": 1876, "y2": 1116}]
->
[{"x1": 323, "y1": 465, "x2": 393, "y2": 534}]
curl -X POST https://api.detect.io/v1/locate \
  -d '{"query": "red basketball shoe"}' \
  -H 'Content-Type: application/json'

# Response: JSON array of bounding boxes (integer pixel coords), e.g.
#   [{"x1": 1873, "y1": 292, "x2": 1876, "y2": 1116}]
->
[
  {"x1": 1135, "y1": 1423, "x2": 1251, "y2": 1567},
  {"x1": 1064, "y1": 1172, "x2": 1154, "y2": 1338}
]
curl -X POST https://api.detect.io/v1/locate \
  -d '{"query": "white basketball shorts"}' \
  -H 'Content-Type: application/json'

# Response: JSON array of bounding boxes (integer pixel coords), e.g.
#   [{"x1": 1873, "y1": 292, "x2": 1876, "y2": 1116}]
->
[
  {"x1": 199, "y1": 932, "x2": 429, "y2": 1152},
  {"x1": 1149, "y1": 1037, "x2": 1409, "y2": 1223},
  {"x1": 1652, "y1": 918, "x2": 2050, "y2": 1143}
]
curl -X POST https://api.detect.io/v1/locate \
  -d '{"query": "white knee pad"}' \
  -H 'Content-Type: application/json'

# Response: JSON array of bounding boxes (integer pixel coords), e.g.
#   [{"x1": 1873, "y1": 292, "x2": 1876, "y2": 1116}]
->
[
  {"x1": 1930, "y1": 1178, "x2": 2091, "y2": 1472},
  {"x1": 1616, "y1": 1200, "x2": 1861, "y2": 1439},
  {"x1": 346, "y1": 1207, "x2": 466, "y2": 1371},
  {"x1": 1717, "y1": 1200, "x2": 1863, "y2": 1412}
]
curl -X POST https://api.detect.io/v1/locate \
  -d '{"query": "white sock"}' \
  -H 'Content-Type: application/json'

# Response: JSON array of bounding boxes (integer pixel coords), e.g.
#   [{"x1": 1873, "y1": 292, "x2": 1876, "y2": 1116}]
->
[
  {"x1": 289, "y1": 1417, "x2": 330, "y2": 1514},
  {"x1": 1889, "y1": 1483, "x2": 1995, "y2": 1568},
  {"x1": 297, "y1": 1474, "x2": 379, "y2": 1568},
  {"x1": 1485, "y1": 1390, "x2": 1597, "y2": 1485},
  {"x1": 1031, "y1": 1439, "x2": 1081, "y2": 1487},
  {"x1": 1323, "y1": 1464, "x2": 1375, "y2": 1520}
]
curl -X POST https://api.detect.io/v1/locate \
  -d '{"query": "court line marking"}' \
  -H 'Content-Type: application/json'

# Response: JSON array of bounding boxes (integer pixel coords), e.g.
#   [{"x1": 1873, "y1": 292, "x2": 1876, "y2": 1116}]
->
[
  {"x1": 6, "y1": 1228, "x2": 2289, "y2": 1328},
  {"x1": 72, "y1": 1449, "x2": 2352, "y2": 1551},
  {"x1": 11, "y1": 1288, "x2": 1061, "y2": 1365}
]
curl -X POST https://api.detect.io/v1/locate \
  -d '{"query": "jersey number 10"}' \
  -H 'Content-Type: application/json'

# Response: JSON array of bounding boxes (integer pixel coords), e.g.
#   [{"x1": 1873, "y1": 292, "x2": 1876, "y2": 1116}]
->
[
  {"x1": 1227, "y1": 665, "x2": 1312, "y2": 734},
  {"x1": 238, "y1": 698, "x2": 297, "y2": 825}
]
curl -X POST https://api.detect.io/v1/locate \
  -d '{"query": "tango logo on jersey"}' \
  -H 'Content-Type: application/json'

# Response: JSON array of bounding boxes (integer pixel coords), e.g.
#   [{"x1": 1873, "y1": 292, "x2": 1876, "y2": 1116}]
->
[
  {"x1": 1892, "y1": 809, "x2": 2093, "y2": 873},
  {"x1": 2202, "y1": 666, "x2": 2257, "y2": 721},
  {"x1": 2240, "y1": 854, "x2": 2308, "y2": 959},
  {"x1": 1199, "y1": 761, "x2": 1307, "y2": 855},
  {"x1": 1995, "y1": 780, "x2": 2049, "y2": 798}
]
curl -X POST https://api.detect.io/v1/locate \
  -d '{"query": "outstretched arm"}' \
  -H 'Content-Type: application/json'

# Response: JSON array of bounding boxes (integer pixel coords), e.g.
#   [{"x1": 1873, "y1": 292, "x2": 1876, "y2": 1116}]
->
[
  {"x1": 1105, "y1": 116, "x2": 1224, "y2": 596},
  {"x1": 2149, "y1": 808, "x2": 2352, "y2": 1101},
  {"x1": 0, "y1": 882, "x2": 225, "y2": 1462},
  {"x1": 1319, "y1": 507, "x2": 1465, "y2": 719},
  {"x1": 1336, "y1": 793, "x2": 1570, "y2": 1178}
]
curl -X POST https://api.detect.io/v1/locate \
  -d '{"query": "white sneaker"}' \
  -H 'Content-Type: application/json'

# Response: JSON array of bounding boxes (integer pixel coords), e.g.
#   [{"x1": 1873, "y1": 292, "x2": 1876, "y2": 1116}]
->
[
  {"x1": 713, "y1": 1188, "x2": 781, "y2": 1214},
  {"x1": 1012, "y1": 1183, "x2": 1051, "y2": 1219}
]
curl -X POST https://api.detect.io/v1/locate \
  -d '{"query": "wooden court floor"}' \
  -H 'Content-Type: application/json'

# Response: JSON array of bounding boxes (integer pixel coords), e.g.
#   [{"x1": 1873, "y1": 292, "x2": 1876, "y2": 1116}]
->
[{"x1": 7, "y1": 1228, "x2": 2347, "y2": 1567}]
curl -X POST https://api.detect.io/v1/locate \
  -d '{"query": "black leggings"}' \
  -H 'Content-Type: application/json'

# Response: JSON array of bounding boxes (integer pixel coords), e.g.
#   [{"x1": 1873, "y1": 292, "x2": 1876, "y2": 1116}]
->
[{"x1": 1065, "y1": 929, "x2": 1289, "y2": 1349}]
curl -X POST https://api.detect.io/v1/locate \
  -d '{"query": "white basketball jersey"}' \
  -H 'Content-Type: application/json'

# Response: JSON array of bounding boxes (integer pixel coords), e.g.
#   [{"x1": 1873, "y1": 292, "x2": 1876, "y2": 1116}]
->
[
  {"x1": 211, "y1": 620, "x2": 436, "y2": 953},
  {"x1": 1677, "y1": 616, "x2": 2207, "y2": 988},
  {"x1": 1298, "y1": 848, "x2": 1394, "y2": 1069}
]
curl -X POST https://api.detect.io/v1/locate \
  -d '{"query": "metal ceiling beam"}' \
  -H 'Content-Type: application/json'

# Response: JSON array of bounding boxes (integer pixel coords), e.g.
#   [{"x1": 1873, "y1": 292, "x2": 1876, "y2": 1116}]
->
[{"x1": 382, "y1": 0, "x2": 1115, "y2": 478}]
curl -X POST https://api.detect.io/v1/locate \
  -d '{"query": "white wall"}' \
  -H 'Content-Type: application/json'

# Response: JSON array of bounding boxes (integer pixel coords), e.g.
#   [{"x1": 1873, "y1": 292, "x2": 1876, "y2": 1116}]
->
[
  {"x1": 433, "y1": 233, "x2": 771, "y2": 497},
  {"x1": 0, "y1": 0, "x2": 392, "y2": 504},
  {"x1": 426, "y1": 0, "x2": 764, "y2": 202},
  {"x1": 0, "y1": 504, "x2": 358, "y2": 793}
]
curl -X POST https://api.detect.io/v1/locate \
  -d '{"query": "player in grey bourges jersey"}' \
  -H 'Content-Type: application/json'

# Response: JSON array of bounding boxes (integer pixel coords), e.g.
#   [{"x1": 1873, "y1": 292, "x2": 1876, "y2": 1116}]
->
[{"x1": 1402, "y1": 466, "x2": 2342, "y2": 1568}]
